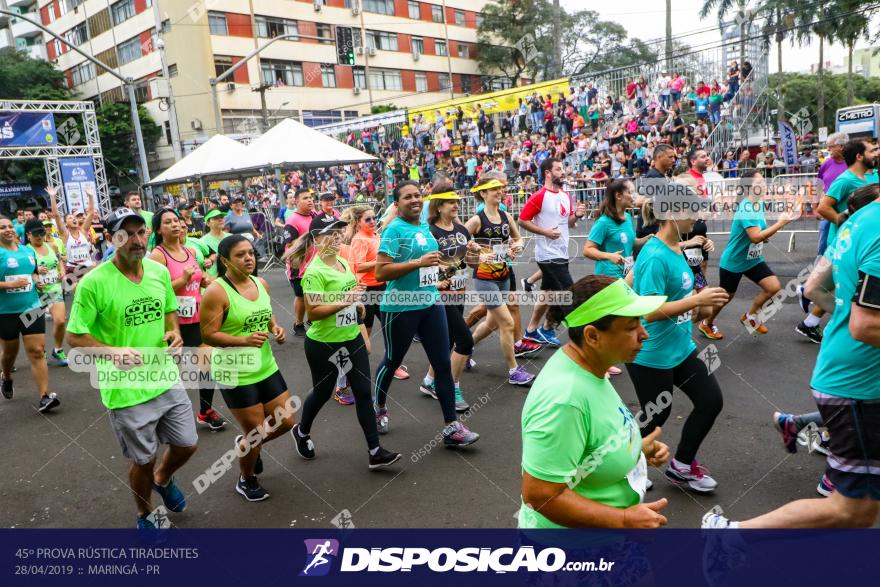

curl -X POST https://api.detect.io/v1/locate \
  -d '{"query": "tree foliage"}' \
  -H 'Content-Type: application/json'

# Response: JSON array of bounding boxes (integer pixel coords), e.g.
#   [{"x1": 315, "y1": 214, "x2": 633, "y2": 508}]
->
[
  {"x1": 767, "y1": 72, "x2": 880, "y2": 130},
  {"x1": 96, "y1": 102, "x2": 161, "y2": 185}
]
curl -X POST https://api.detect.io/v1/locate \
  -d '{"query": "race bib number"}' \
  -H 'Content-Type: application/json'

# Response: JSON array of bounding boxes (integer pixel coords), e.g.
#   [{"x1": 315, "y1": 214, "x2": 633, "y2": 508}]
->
[
  {"x1": 747, "y1": 242, "x2": 764, "y2": 261},
  {"x1": 41, "y1": 269, "x2": 60, "y2": 285},
  {"x1": 5, "y1": 275, "x2": 32, "y2": 293},
  {"x1": 622, "y1": 256, "x2": 634, "y2": 276},
  {"x1": 491, "y1": 244, "x2": 509, "y2": 263},
  {"x1": 684, "y1": 247, "x2": 703, "y2": 267},
  {"x1": 418, "y1": 266, "x2": 439, "y2": 287},
  {"x1": 626, "y1": 453, "x2": 648, "y2": 502},
  {"x1": 177, "y1": 296, "x2": 196, "y2": 319},
  {"x1": 335, "y1": 304, "x2": 358, "y2": 328},
  {"x1": 675, "y1": 310, "x2": 693, "y2": 325},
  {"x1": 449, "y1": 270, "x2": 468, "y2": 291},
  {"x1": 68, "y1": 244, "x2": 90, "y2": 263}
]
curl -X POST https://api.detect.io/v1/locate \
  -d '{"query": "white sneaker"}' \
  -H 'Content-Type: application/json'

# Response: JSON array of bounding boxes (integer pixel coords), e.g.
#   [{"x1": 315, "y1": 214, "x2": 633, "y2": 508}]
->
[
  {"x1": 665, "y1": 460, "x2": 718, "y2": 493},
  {"x1": 701, "y1": 511, "x2": 732, "y2": 529}
]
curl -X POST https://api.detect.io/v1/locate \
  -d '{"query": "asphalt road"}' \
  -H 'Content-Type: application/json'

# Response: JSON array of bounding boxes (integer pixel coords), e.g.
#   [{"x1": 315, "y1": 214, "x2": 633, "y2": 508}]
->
[{"x1": 0, "y1": 231, "x2": 841, "y2": 529}]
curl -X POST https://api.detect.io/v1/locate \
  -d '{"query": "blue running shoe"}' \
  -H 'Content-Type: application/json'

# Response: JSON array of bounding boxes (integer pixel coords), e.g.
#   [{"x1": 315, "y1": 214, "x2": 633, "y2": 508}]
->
[
  {"x1": 797, "y1": 285, "x2": 811, "y2": 314},
  {"x1": 772, "y1": 411, "x2": 800, "y2": 454},
  {"x1": 136, "y1": 515, "x2": 157, "y2": 529},
  {"x1": 152, "y1": 477, "x2": 186, "y2": 512},
  {"x1": 536, "y1": 327, "x2": 562, "y2": 347}
]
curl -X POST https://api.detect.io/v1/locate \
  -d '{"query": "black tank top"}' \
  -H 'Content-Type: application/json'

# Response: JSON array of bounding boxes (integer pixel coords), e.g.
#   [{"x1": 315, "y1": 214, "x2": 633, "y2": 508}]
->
[{"x1": 473, "y1": 209, "x2": 511, "y2": 281}]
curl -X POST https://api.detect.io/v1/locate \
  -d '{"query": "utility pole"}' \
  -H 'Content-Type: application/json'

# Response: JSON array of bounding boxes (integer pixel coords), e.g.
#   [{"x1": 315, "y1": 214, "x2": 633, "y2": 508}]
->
[
  {"x1": 152, "y1": 2, "x2": 182, "y2": 162},
  {"x1": 665, "y1": 0, "x2": 673, "y2": 71},
  {"x1": 253, "y1": 82, "x2": 272, "y2": 132},
  {"x1": 553, "y1": 0, "x2": 562, "y2": 79},
  {"x1": 440, "y1": 0, "x2": 455, "y2": 98},
  {"x1": 357, "y1": 0, "x2": 375, "y2": 110}
]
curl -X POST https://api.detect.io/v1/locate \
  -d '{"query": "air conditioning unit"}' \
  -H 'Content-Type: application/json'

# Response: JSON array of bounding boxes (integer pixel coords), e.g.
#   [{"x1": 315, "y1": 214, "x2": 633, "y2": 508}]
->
[
  {"x1": 355, "y1": 46, "x2": 365, "y2": 55},
  {"x1": 413, "y1": 51, "x2": 420, "y2": 61},
  {"x1": 313, "y1": 0, "x2": 322, "y2": 11},
  {"x1": 353, "y1": 87, "x2": 361, "y2": 95},
  {"x1": 367, "y1": 47, "x2": 377, "y2": 57},
  {"x1": 191, "y1": 119, "x2": 203, "y2": 131},
  {"x1": 351, "y1": 6, "x2": 360, "y2": 16},
  {"x1": 225, "y1": 82, "x2": 235, "y2": 93}
]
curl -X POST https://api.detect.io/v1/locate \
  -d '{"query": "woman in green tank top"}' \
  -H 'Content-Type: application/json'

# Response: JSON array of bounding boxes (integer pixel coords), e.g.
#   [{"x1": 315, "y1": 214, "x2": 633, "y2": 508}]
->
[
  {"x1": 25, "y1": 220, "x2": 68, "y2": 366},
  {"x1": 200, "y1": 234, "x2": 291, "y2": 502}
]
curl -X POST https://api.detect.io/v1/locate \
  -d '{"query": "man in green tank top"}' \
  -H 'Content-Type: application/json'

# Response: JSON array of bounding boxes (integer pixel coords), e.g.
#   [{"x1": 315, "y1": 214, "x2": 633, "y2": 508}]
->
[{"x1": 67, "y1": 208, "x2": 197, "y2": 529}]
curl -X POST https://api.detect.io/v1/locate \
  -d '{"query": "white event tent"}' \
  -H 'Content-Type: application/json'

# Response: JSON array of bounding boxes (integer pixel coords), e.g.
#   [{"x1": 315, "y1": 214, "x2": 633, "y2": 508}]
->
[{"x1": 148, "y1": 134, "x2": 249, "y2": 186}]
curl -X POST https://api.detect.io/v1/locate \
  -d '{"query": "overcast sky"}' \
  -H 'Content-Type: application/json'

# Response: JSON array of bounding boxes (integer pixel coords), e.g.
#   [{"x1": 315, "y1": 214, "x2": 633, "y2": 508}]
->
[{"x1": 561, "y1": 0, "x2": 876, "y2": 73}]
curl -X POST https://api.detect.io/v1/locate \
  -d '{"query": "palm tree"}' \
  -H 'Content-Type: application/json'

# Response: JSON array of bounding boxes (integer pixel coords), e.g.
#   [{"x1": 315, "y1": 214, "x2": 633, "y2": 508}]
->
[{"x1": 699, "y1": 0, "x2": 757, "y2": 64}]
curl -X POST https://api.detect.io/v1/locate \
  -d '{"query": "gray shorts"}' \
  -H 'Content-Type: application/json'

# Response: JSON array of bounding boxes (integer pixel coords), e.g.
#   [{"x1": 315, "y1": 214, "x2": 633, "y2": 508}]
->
[
  {"x1": 108, "y1": 383, "x2": 198, "y2": 465},
  {"x1": 473, "y1": 278, "x2": 510, "y2": 310}
]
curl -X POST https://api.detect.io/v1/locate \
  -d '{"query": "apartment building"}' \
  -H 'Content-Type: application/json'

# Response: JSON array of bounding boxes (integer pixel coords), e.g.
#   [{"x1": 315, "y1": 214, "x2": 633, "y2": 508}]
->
[
  {"x1": 0, "y1": 0, "x2": 48, "y2": 60},
  {"x1": 36, "y1": 0, "x2": 495, "y2": 175}
]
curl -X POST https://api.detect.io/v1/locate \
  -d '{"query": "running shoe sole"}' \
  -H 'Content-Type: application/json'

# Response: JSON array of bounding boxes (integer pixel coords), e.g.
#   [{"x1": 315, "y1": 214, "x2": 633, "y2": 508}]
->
[
  {"x1": 795, "y1": 325, "x2": 822, "y2": 344},
  {"x1": 235, "y1": 484, "x2": 270, "y2": 502},
  {"x1": 443, "y1": 436, "x2": 480, "y2": 448},
  {"x1": 38, "y1": 395, "x2": 60, "y2": 413},
  {"x1": 514, "y1": 345, "x2": 543, "y2": 358},
  {"x1": 368, "y1": 453, "x2": 402, "y2": 470},
  {"x1": 419, "y1": 385, "x2": 437, "y2": 399},
  {"x1": 197, "y1": 417, "x2": 227, "y2": 430},
  {"x1": 698, "y1": 324, "x2": 723, "y2": 340},
  {"x1": 664, "y1": 470, "x2": 717, "y2": 493},
  {"x1": 816, "y1": 481, "x2": 833, "y2": 497}
]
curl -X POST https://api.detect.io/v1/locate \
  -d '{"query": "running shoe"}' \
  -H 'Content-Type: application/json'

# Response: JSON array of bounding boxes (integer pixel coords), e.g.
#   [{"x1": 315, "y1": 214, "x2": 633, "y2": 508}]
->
[
  {"x1": 665, "y1": 460, "x2": 718, "y2": 493},
  {"x1": 810, "y1": 431, "x2": 832, "y2": 456},
  {"x1": 413, "y1": 335, "x2": 421, "y2": 343},
  {"x1": 698, "y1": 322, "x2": 724, "y2": 340},
  {"x1": 646, "y1": 479, "x2": 654, "y2": 491},
  {"x1": 454, "y1": 386, "x2": 469, "y2": 412},
  {"x1": 136, "y1": 516, "x2": 157, "y2": 529},
  {"x1": 442, "y1": 421, "x2": 480, "y2": 448},
  {"x1": 376, "y1": 407, "x2": 389, "y2": 434},
  {"x1": 797, "y1": 285, "x2": 811, "y2": 314},
  {"x1": 513, "y1": 339, "x2": 542, "y2": 357},
  {"x1": 700, "y1": 513, "x2": 748, "y2": 587},
  {"x1": 740, "y1": 314, "x2": 768, "y2": 335},
  {"x1": 292, "y1": 323, "x2": 307, "y2": 337},
  {"x1": 236, "y1": 475, "x2": 269, "y2": 502},
  {"x1": 508, "y1": 365, "x2": 536, "y2": 386},
  {"x1": 772, "y1": 411, "x2": 800, "y2": 454},
  {"x1": 50, "y1": 349, "x2": 68, "y2": 366},
  {"x1": 369, "y1": 447, "x2": 402, "y2": 470},
  {"x1": 393, "y1": 365, "x2": 410, "y2": 380},
  {"x1": 817, "y1": 473, "x2": 834, "y2": 497},
  {"x1": 523, "y1": 329, "x2": 543, "y2": 344},
  {"x1": 520, "y1": 277, "x2": 535, "y2": 293},
  {"x1": 38, "y1": 393, "x2": 60, "y2": 413},
  {"x1": 197, "y1": 409, "x2": 227, "y2": 430},
  {"x1": 290, "y1": 424, "x2": 316, "y2": 459},
  {"x1": 795, "y1": 321, "x2": 823, "y2": 344},
  {"x1": 1, "y1": 374, "x2": 12, "y2": 399},
  {"x1": 701, "y1": 511, "x2": 734, "y2": 529},
  {"x1": 606, "y1": 366, "x2": 622, "y2": 376},
  {"x1": 419, "y1": 380, "x2": 437, "y2": 399},
  {"x1": 537, "y1": 327, "x2": 562, "y2": 347},
  {"x1": 465, "y1": 355, "x2": 477, "y2": 370},
  {"x1": 334, "y1": 387, "x2": 355, "y2": 405},
  {"x1": 235, "y1": 434, "x2": 263, "y2": 475},
  {"x1": 152, "y1": 477, "x2": 187, "y2": 512}
]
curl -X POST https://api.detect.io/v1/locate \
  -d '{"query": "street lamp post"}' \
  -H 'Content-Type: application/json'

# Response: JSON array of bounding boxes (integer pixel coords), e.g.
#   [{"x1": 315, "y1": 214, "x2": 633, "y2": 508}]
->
[{"x1": 0, "y1": 9, "x2": 154, "y2": 201}]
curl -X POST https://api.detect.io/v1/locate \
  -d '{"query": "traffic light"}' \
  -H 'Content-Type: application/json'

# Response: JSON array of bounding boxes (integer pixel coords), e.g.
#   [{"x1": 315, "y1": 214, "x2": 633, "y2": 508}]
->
[{"x1": 336, "y1": 26, "x2": 355, "y2": 66}]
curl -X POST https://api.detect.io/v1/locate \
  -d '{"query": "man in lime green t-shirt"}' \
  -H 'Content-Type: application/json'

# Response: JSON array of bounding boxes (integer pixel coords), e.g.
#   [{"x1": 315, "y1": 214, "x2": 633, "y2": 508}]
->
[{"x1": 67, "y1": 208, "x2": 196, "y2": 529}]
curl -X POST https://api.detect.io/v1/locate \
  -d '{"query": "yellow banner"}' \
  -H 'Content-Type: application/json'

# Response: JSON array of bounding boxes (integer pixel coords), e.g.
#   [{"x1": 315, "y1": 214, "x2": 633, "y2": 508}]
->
[{"x1": 408, "y1": 79, "x2": 571, "y2": 126}]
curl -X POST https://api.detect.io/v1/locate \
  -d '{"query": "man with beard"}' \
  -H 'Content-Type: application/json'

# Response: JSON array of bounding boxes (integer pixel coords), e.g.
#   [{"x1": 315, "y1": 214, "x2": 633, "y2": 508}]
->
[{"x1": 67, "y1": 208, "x2": 195, "y2": 528}]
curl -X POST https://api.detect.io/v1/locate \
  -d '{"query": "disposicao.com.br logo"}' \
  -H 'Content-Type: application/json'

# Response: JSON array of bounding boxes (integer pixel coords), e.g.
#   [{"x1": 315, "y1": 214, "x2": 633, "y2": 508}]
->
[{"x1": 299, "y1": 540, "x2": 613, "y2": 575}]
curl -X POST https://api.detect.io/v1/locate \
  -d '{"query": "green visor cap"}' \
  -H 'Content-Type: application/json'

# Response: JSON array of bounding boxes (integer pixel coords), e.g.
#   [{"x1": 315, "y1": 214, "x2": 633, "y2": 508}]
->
[
  {"x1": 204, "y1": 209, "x2": 227, "y2": 221},
  {"x1": 562, "y1": 279, "x2": 667, "y2": 328}
]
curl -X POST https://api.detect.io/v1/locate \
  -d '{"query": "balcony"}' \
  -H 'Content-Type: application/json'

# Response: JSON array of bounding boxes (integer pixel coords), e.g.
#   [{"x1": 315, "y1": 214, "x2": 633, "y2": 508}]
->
[
  {"x1": 10, "y1": 12, "x2": 41, "y2": 39},
  {"x1": 25, "y1": 43, "x2": 45, "y2": 60},
  {"x1": 7, "y1": 0, "x2": 37, "y2": 8}
]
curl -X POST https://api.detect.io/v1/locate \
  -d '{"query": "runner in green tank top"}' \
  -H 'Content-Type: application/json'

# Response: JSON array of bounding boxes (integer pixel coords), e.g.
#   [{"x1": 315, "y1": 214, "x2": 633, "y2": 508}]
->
[
  {"x1": 200, "y1": 234, "x2": 291, "y2": 502},
  {"x1": 24, "y1": 219, "x2": 69, "y2": 367}
]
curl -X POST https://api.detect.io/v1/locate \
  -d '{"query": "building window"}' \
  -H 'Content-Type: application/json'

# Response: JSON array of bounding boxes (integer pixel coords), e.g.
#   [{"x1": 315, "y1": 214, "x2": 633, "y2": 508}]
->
[
  {"x1": 134, "y1": 81, "x2": 150, "y2": 103},
  {"x1": 431, "y1": 5, "x2": 443, "y2": 22},
  {"x1": 302, "y1": 110, "x2": 343, "y2": 127},
  {"x1": 476, "y1": 13, "x2": 483, "y2": 28},
  {"x1": 368, "y1": 68, "x2": 402, "y2": 91},
  {"x1": 168, "y1": 63, "x2": 178, "y2": 77},
  {"x1": 457, "y1": 43, "x2": 469, "y2": 58},
  {"x1": 261, "y1": 59, "x2": 303, "y2": 86},
  {"x1": 366, "y1": 30, "x2": 398, "y2": 51},
  {"x1": 321, "y1": 64, "x2": 336, "y2": 87},
  {"x1": 255, "y1": 16, "x2": 298, "y2": 39},
  {"x1": 435, "y1": 39, "x2": 447, "y2": 56},
  {"x1": 460, "y1": 73, "x2": 472, "y2": 93},
  {"x1": 408, "y1": 0, "x2": 420, "y2": 19},
  {"x1": 316, "y1": 23, "x2": 332, "y2": 44},
  {"x1": 411, "y1": 37, "x2": 423, "y2": 55},
  {"x1": 64, "y1": 22, "x2": 88, "y2": 46},
  {"x1": 415, "y1": 72, "x2": 427, "y2": 93},
  {"x1": 439, "y1": 73, "x2": 451, "y2": 90},
  {"x1": 208, "y1": 12, "x2": 228, "y2": 36},
  {"x1": 353, "y1": 67, "x2": 366, "y2": 89},
  {"x1": 363, "y1": 0, "x2": 394, "y2": 15},
  {"x1": 213, "y1": 55, "x2": 233, "y2": 78},
  {"x1": 110, "y1": 0, "x2": 135, "y2": 26},
  {"x1": 71, "y1": 61, "x2": 96, "y2": 86},
  {"x1": 485, "y1": 76, "x2": 512, "y2": 91},
  {"x1": 454, "y1": 10, "x2": 465, "y2": 26},
  {"x1": 117, "y1": 36, "x2": 142, "y2": 65}
]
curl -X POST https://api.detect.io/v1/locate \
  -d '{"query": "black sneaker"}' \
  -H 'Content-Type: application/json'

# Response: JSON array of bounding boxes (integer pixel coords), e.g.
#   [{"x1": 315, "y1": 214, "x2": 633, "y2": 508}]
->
[
  {"x1": 369, "y1": 447, "x2": 402, "y2": 470},
  {"x1": 293, "y1": 323, "x2": 307, "y2": 337},
  {"x1": 290, "y1": 424, "x2": 315, "y2": 459},
  {"x1": 795, "y1": 322, "x2": 823, "y2": 344},
  {"x1": 235, "y1": 434, "x2": 263, "y2": 475},
  {"x1": 235, "y1": 476, "x2": 269, "y2": 502},
  {"x1": 1, "y1": 374, "x2": 12, "y2": 399},
  {"x1": 38, "y1": 393, "x2": 60, "y2": 413},
  {"x1": 520, "y1": 277, "x2": 534, "y2": 293}
]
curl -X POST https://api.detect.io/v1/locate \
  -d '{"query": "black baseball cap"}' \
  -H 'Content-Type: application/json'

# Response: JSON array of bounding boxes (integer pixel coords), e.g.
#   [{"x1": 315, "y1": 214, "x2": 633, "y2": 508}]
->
[
  {"x1": 231, "y1": 194, "x2": 246, "y2": 203},
  {"x1": 24, "y1": 219, "x2": 46, "y2": 235},
  {"x1": 104, "y1": 208, "x2": 146, "y2": 233},
  {"x1": 309, "y1": 213, "x2": 347, "y2": 236},
  {"x1": 178, "y1": 200, "x2": 194, "y2": 210},
  {"x1": 319, "y1": 192, "x2": 336, "y2": 201}
]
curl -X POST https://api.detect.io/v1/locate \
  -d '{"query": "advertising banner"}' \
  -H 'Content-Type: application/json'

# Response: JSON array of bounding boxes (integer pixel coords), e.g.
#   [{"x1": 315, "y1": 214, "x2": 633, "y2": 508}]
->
[
  {"x1": 0, "y1": 112, "x2": 57, "y2": 147},
  {"x1": 59, "y1": 157, "x2": 96, "y2": 214},
  {"x1": 778, "y1": 120, "x2": 798, "y2": 167}
]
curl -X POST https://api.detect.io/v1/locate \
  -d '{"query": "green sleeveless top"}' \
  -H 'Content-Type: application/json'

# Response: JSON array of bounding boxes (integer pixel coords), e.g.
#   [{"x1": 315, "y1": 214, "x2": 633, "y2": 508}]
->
[
  {"x1": 32, "y1": 244, "x2": 62, "y2": 294},
  {"x1": 212, "y1": 276, "x2": 279, "y2": 387}
]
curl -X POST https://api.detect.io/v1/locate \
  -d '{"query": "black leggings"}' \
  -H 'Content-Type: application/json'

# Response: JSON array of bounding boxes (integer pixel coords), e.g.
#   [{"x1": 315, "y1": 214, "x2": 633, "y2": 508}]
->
[
  {"x1": 375, "y1": 304, "x2": 457, "y2": 423},
  {"x1": 302, "y1": 335, "x2": 379, "y2": 450},
  {"x1": 180, "y1": 322, "x2": 216, "y2": 414},
  {"x1": 444, "y1": 304, "x2": 474, "y2": 357},
  {"x1": 363, "y1": 284, "x2": 386, "y2": 330},
  {"x1": 625, "y1": 349, "x2": 723, "y2": 464}
]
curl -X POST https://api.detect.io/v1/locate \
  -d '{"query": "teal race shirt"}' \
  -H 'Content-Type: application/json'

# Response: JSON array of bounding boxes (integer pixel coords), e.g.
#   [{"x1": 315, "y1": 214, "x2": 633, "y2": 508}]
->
[
  {"x1": 825, "y1": 170, "x2": 878, "y2": 244},
  {"x1": 0, "y1": 244, "x2": 39, "y2": 314},
  {"x1": 378, "y1": 217, "x2": 440, "y2": 313},
  {"x1": 631, "y1": 237, "x2": 697, "y2": 369},
  {"x1": 588, "y1": 212, "x2": 635, "y2": 279},
  {"x1": 720, "y1": 199, "x2": 766, "y2": 274},
  {"x1": 810, "y1": 202, "x2": 880, "y2": 400}
]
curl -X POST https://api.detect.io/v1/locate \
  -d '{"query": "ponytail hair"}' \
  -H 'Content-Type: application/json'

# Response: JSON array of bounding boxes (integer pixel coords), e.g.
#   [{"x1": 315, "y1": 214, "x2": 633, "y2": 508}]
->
[
  {"x1": 217, "y1": 234, "x2": 258, "y2": 278},
  {"x1": 341, "y1": 205, "x2": 369, "y2": 243}
]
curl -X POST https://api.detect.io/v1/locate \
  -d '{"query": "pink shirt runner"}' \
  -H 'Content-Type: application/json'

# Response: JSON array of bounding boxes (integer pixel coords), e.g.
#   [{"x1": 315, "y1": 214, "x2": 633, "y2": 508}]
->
[{"x1": 159, "y1": 245, "x2": 202, "y2": 325}]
